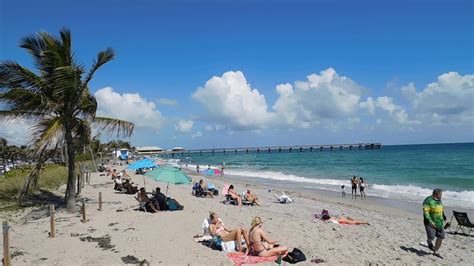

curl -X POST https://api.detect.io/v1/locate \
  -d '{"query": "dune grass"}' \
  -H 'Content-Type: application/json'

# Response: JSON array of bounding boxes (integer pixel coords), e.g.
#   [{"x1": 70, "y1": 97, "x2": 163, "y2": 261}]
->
[{"x1": 0, "y1": 161, "x2": 95, "y2": 211}]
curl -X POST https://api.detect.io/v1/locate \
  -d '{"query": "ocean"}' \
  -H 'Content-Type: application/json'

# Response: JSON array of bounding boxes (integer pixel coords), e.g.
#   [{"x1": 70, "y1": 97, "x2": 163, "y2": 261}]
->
[{"x1": 163, "y1": 143, "x2": 474, "y2": 209}]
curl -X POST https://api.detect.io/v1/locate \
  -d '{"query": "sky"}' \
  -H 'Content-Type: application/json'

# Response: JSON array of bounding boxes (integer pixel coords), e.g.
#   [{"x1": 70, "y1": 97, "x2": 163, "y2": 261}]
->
[{"x1": 0, "y1": 0, "x2": 473, "y2": 149}]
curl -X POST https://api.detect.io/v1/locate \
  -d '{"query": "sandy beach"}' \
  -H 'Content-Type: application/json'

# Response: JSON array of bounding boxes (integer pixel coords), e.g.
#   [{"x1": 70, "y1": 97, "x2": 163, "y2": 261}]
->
[{"x1": 1, "y1": 165, "x2": 473, "y2": 265}]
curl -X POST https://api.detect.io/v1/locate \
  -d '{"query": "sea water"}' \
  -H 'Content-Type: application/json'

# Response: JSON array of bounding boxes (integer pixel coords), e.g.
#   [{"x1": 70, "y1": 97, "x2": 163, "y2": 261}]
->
[{"x1": 164, "y1": 143, "x2": 474, "y2": 209}]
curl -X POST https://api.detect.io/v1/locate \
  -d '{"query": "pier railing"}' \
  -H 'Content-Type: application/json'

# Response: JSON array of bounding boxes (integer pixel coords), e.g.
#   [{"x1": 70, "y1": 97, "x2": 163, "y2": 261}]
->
[{"x1": 162, "y1": 143, "x2": 381, "y2": 157}]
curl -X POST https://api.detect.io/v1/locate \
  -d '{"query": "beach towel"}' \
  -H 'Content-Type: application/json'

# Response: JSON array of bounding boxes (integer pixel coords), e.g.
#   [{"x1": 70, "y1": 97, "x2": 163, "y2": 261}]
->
[{"x1": 226, "y1": 253, "x2": 278, "y2": 266}]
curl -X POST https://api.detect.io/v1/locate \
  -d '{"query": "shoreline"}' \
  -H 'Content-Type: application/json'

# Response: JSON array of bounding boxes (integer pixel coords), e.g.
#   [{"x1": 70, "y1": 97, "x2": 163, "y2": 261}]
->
[{"x1": 182, "y1": 167, "x2": 474, "y2": 218}]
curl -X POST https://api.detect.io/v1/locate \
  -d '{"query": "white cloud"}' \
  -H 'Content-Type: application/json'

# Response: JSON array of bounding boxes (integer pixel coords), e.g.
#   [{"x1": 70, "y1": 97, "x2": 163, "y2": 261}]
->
[
  {"x1": 0, "y1": 117, "x2": 32, "y2": 145},
  {"x1": 192, "y1": 71, "x2": 274, "y2": 130},
  {"x1": 400, "y1": 82, "x2": 417, "y2": 102},
  {"x1": 359, "y1": 97, "x2": 375, "y2": 115},
  {"x1": 273, "y1": 68, "x2": 363, "y2": 127},
  {"x1": 192, "y1": 69, "x2": 473, "y2": 136},
  {"x1": 157, "y1": 97, "x2": 178, "y2": 106},
  {"x1": 192, "y1": 131, "x2": 202, "y2": 139},
  {"x1": 407, "y1": 72, "x2": 474, "y2": 125},
  {"x1": 175, "y1": 120, "x2": 193, "y2": 133},
  {"x1": 375, "y1": 96, "x2": 410, "y2": 125},
  {"x1": 95, "y1": 87, "x2": 164, "y2": 131}
]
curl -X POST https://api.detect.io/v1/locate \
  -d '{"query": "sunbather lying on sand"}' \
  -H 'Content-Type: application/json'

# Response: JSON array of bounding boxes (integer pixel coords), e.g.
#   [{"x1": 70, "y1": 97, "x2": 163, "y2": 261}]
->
[
  {"x1": 316, "y1": 209, "x2": 369, "y2": 225},
  {"x1": 228, "y1": 185, "x2": 242, "y2": 206},
  {"x1": 249, "y1": 217, "x2": 288, "y2": 257},
  {"x1": 244, "y1": 189, "x2": 260, "y2": 206},
  {"x1": 209, "y1": 212, "x2": 250, "y2": 254}
]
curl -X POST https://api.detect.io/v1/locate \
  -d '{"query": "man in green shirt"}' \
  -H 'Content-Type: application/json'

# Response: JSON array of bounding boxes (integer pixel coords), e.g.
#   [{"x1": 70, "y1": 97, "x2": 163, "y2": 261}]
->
[{"x1": 423, "y1": 188, "x2": 448, "y2": 257}]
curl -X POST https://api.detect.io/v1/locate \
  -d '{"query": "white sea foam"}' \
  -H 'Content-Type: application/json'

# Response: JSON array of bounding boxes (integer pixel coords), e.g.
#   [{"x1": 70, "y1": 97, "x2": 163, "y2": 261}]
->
[{"x1": 225, "y1": 169, "x2": 474, "y2": 208}]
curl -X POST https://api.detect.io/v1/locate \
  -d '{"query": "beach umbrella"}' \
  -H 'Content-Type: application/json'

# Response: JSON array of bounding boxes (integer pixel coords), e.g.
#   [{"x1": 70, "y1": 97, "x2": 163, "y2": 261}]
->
[
  {"x1": 202, "y1": 168, "x2": 221, "y2": 176},
  {"x1": 127, "y1": 159, "x2": 158, "y2": 170},
  {"x1": 144, "y1": 167, "x2": 191, "y2": 196}
]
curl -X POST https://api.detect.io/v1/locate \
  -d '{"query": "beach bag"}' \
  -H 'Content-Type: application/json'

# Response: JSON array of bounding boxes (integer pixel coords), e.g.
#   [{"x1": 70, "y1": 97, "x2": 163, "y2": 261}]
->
[
  {"x1": 283, "y1": 248, "x2": 306, "y2": 264},
  {"x1": 167, "y1": 198, "x2": 184, "y2": 211},
  {"x1": 213, "y1": 189, "x2": 219, "y2": 196}
]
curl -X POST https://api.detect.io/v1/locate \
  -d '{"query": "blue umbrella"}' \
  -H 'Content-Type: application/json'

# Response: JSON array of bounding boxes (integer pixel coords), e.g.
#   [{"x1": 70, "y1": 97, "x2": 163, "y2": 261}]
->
[{"x1": 127, "y1": 159, "x2": 158, "y2": 170}]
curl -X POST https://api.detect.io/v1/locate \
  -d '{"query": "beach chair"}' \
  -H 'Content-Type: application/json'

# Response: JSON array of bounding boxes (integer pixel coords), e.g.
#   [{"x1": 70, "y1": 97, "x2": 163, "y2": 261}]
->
[
  {"x1": 201, "y1": 218, "x2": 236, "y2": 252},
  {"x1": 450, "y1": 211, "x2": 474, "y2": 235}
]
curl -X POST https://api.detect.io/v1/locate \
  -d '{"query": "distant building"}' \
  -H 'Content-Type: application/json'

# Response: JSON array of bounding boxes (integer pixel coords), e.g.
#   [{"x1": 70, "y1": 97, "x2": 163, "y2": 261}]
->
[
  {"x1": 136, "y1": 146, "x2": 164, "y2": 155},
  {"x1": 116, "y1": 149, "x2": 129, "y2": 160},
  {"x1": 171, "y1": 147, "x2": 185, "y2": 152}
]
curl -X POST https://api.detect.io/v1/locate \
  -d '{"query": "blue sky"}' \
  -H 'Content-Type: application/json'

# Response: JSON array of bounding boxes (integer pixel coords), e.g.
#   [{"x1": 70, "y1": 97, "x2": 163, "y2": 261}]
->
[{"x1": 1, "y1": 0, "x2": 473, "y2": 148}]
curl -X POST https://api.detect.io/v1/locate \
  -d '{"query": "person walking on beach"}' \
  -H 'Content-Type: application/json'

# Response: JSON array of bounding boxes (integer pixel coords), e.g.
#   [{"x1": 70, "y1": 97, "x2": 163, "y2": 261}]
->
[
  {"x1": 423, "y1": 188, "x2": 449, "y2": 258},
  {"x1": 196, "y1": 164, "x2": 200, "y2": 173},
  {"x1": 351, "y1": 176, "x2": 358, "y2": 198},
  {"x1": 359, "y1": 177, "x2": 366, "y2": 198},
  {"x1": 221, "y1": 163, "x2": 225, "y2": 177},
  {"x1": 341, "y1": 185, "x2": 346, "y2": 198}
]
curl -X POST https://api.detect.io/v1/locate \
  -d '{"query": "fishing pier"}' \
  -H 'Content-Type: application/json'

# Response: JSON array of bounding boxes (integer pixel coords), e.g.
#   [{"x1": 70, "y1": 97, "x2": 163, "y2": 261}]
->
[{"x1": 166, "y1": 143, "x2": 382, "y2": 157}]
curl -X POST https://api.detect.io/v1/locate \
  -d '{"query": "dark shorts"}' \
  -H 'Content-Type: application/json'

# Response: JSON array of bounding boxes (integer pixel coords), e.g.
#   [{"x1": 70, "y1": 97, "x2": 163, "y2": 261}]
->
[
  {"x1": 352, "y1": 185, "x2": 357, "y2": 190},
  {"x1": 425, "y1": 224, "x2": 445, "y2": 240}
]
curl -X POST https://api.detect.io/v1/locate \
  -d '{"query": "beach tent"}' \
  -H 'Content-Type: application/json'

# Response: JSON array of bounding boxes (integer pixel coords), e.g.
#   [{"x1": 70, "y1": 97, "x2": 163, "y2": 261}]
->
[{"x1": 144, "y1": 166, "x2": 191, "y2": 196}]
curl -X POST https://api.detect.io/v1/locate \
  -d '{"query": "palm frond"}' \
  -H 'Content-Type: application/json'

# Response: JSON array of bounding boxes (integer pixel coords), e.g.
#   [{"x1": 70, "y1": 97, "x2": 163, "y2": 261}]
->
[
  {"x1": 72, "y1": 117, "x2": 92, "y2": 145},
  {"x1": 83, "y1": 48, "x2": 115, "y2": 87},
  {"x1": 31, "y1": 116, "x2": 64, "y2": 157},
  {"x1": 0, "y1": 61, "x2": 45, "y2": 90},
  {"x1": 0, "y1": 89, "x2": 50, "y2": 118},
  {"x1": 74, "y1": 89, "x2": 97, "y2": 117},
  {"x1": 94, "y1": 116, "x2": 134, "y2": 138}
]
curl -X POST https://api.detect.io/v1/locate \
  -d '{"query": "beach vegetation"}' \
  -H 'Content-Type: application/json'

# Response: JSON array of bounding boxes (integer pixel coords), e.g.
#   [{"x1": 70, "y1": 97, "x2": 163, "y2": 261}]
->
[{"x1": 0, "y1": 28, "x2": 134, "y2": 212}]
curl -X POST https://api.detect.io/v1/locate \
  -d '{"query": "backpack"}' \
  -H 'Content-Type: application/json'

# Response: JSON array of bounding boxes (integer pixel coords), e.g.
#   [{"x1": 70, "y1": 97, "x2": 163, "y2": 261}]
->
[
  {"x1": 167, "y1": 198, "x2": 184, "y2": 211},
  {"x1": 283, "y1": 248, "x2": 306, "y2": 264}
]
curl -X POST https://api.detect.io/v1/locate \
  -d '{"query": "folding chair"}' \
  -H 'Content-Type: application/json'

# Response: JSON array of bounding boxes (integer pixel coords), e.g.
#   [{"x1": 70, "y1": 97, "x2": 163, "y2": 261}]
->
[{"x1": 450, "y1": 210, "x2": 474, "y2": 235}]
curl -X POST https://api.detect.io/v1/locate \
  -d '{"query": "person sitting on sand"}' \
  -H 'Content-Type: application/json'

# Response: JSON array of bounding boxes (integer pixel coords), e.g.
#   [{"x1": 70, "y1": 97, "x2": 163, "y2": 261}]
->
[
  {"x1": 136, "y1": 187, "x2": 159, "y2": 213},
  {"x1": 152, "y1": 187, "x2": 167, "y2": 211},
  {"x1": 208, "y1": 212, "x2": 251, "y2": 254},
  {"x1": 198, "y1": 179, "x2": 214, "y2": 198},
  {"x1": 244, "y1": 189, "x2": 260, "y2": 206},
  {"x1": 228, "y1": 185, "x2": 242, "y2": 206},
  {"x1": 123, "y1": 179, "x2": 138, "y2": 194},
  {"x1": 249, "y1": 217, "x2": 288, "y2": 257},
  {"x1": 317, "y1": 209, "x2": 369, "y2": 225}
]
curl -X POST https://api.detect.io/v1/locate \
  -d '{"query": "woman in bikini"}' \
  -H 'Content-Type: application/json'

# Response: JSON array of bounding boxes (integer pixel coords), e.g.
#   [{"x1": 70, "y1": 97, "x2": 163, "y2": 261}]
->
[
  {"x1": 228, "y1": 185, "x2": 243, "y2": 206},
  {"x1": 208, "y1": 212, "x2": 250, "y2": 254},
  {"x1": 249, "y1": 217, "x2": 288, "y2": 257}
]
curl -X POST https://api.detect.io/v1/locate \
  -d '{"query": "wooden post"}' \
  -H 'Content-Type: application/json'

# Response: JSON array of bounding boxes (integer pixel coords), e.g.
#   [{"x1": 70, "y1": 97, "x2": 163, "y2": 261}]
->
[
  {"x1": 98, "y1": 192, "x2": 102, "y2": 211},
  {"x1": 3, "y1": 221, "x2": 11, "y2": 266},
  {"x1": 81, "y1": 200, "x2": 86, "y2": 223},
  {"x1": 77, "y1": 173, "x2": 81, "y2": 195},
  {"x1": 49, "y1": 205, "x2": 56, "y2": 238}
]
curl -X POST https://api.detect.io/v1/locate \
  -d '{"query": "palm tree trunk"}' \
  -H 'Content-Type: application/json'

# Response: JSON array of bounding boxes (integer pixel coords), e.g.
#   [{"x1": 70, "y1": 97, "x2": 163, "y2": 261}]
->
[
  {"x1": 88, "y1": 145, "x2": 97, "y2": 171},
  {"x1": 64, "y1": 125, "x2": 77, "y2": 213}
]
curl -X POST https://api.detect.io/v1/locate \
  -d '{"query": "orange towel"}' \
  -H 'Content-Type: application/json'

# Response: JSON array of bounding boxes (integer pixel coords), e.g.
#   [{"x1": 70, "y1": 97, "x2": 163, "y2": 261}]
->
[{"x1": 226, "y1": 253, "x2": 277, "y2": 266}]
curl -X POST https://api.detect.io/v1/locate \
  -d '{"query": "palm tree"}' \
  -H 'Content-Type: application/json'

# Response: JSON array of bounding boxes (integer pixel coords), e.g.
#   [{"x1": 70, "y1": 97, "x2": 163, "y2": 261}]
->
[
  {"x1": 0, "y1": 28, "x2": 134, "y2": 212},
  {"x1": 0, "y1": 137, "x2": 7, "y2": 169}
]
